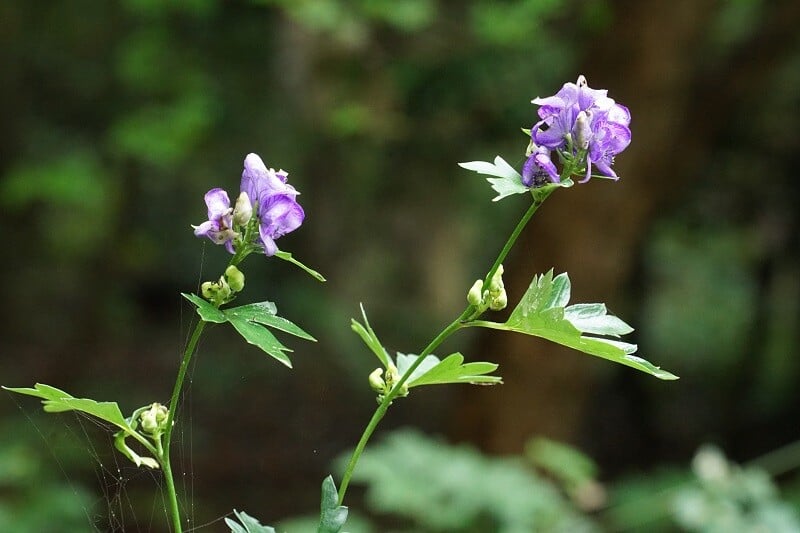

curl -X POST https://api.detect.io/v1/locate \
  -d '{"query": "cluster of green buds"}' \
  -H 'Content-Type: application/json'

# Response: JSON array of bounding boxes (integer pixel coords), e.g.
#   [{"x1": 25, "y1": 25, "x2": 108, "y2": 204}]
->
[
  {"x1": 201, "y1": 265, "x2": 246, "y2": 306},
  {"x1": 114, "y1": 402, "x2": 172, "y2": 470},
  {"x1": 368, "y1": 363, "x2": 408, "y2": 404},
  {"x1": 139, "y1": 402, "x2": 169, "y2": 437},
  {"x1": 467, "y1": 264, "x2": 508, "y2": 313}
]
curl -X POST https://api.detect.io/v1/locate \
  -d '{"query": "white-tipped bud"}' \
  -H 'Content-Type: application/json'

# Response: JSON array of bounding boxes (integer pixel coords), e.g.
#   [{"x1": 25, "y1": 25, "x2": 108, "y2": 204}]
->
[
  {"x1": 201, "y1": 281, "x2": 215, "y2": 300},
  {"x1": 489, "y1": 264, "x2": 505, "y2": 295},
  {"x1": 225, "y1": 265, "x2": 245, "y2": 293},
  {"x1": 489, "y1": 289, "x2": 508, "y2": 311},
  {"x1": 467, "y1": 279, "x2": 484, "y2": 306},
  {"x1": 233, "y1": 191, "x2": 253, "y2": 226},
  {"x1": 577, "y1": 74, "x2": 587, "y2": 87},
  {"x1": 575, "y1": 111, "x2": 592, "y2": 150}
]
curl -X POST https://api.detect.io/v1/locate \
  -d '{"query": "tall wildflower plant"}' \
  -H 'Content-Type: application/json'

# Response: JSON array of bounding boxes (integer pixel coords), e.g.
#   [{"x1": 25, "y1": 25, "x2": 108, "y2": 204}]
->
[{"x1": 5, "y1": 77, "x2": 676, "y2": 533}]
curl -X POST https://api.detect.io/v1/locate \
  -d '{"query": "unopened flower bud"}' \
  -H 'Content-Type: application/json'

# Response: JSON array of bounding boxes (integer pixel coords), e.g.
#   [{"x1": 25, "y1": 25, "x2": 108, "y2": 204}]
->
[
  {"x1": 467, "y1": 279, "x2": 484, "y2": 306},
  {"x1": 489, "y1": 264, "x2": 505, "y2": 295},
  {"x1": 575, "y1": 111, "x2": 592, "y2": 150},
  {"x1": 140, "y1": 403, "x2": 169, "y2": 435},
  {"x1": 225, "y1": 265, "x2": 245, "y2": 293},
  {"x1": 201, "y1": 281, "x2": 215, "y2": 300},
  {"x1": 233, "y1": 192, "x2": 253, "y2": 226},
  {"x1": 489, "y1": 289, "x2": 508, "y2": 311},
  {"x1": 368, "y1": 368, "x2": 386, "y2": 393}
]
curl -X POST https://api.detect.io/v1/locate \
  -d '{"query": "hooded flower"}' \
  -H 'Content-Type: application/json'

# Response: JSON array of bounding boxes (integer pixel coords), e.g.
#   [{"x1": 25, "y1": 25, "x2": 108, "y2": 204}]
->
[
  {"x1": 192, "y1": 188, "x2": 237, "y2": 253},
  {"x1": 240, "y1": 153, "x2": 304, "y2": 256},
  {"x1": 530, "y1": 75, "x2": 631, "y2": 181},
  {"x1": 521, "y1": 145, "x2": 560, "y2": 187}
]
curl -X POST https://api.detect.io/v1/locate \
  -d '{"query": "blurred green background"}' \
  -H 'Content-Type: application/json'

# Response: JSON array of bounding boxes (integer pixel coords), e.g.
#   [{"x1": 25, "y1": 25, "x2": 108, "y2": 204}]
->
[{"x1": 2, "y1": 0, "x2": 800, "y2": 531}]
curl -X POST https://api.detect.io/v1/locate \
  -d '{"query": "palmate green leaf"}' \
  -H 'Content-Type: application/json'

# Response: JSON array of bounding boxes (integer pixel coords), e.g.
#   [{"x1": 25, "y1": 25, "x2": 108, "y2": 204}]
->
[
  {"x1": 2, "y1": 383, "x2": 136, "y2": 433},
  {"x1": 226, "y1": 314, "x2": 293, "y2": 368},
  {"x1": 183, "y1": 294, "x2": 317, "y2": 368},
  {"x1": 468, "y1": 270, "x2": 678, "y2": 380},
  {"x1": 350, "y1": 304, "x2": 391, "y2": 368},
  {"x1": 458, "y1": 156, "x2": 528, "y2": 201},
  {"x1": 318, "y1": 475, "x2": 348, "y2": 533},
  {"x1": 394, "y1": 353, "x2": 502, "y2": 387},
  {"x1": 225, "y1": 509, "x2": 276, "y2": 533},
  {"x1": 226, "y1": 302, "x2": 316, "y2": 341}
]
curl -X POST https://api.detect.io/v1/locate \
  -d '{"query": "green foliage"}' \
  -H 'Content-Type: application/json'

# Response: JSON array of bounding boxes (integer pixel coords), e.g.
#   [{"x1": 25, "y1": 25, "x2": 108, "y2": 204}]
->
[
  {"x1": 352, "y1": 306, "x2": 501, "y2": 393},
  {"x1": 183, "y1": 295, "x2": 316, "y2": 368},
  {"x1": 318, "y1": 475, "x2": 349, "y2": 533},
  {"x1": 673, "y1": 445, "x2": 800, "y2": 532},
  {"x1": 468, "y1": 270, "x2": 677, "y2": 380},
  {"x1": 225, "y1": 509, "x2": 277, "y2": 533},
  {"x1": 0, "y1": 429, "x2": 95, "y2": 532},
  {"x1": 341, "y1": 428, "x2": 597, "y2": 532},
  {"x1": 395, "y1": 353, "x2": 501, "y2": 387},
  {"x1": 526, "y1": 437, "x2": 598, "y2": 494}
]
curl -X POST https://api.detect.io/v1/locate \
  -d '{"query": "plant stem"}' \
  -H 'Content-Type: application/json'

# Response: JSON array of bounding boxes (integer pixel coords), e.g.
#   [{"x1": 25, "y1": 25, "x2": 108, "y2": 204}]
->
[
  {"x1": 337, "y1": 306, "x2": 473, "y2": 505},
  {"x1": 161, "y1": 318, "x2": 207, "y2": 533},
  {"x1": 337, "y1": 190, "x2": 554, "y2": 505}
]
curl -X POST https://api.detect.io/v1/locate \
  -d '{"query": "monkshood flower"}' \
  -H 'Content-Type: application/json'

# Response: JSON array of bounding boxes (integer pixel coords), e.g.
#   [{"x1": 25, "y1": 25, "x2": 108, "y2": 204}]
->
[
  {"x1": 193, "y1": 153, "x2": 304, "y2": 257},
  {"x1": 241, "y1": 153, "x2": 304, "y2": 256},
  {"x1": 521, "y1": 144, "x2": 559, "y2": 187},
  {"x1": 193, "y1": 188, "x2": 237, "y2": 253},
  {"x1": 530, "y1": 75, "x2": 631, "y2": 182}
]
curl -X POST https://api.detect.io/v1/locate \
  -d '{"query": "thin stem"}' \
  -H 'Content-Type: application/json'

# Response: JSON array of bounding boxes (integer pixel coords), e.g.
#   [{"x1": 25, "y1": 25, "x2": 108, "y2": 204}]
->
[
  {"x1": 337, "y1": 306, "x2": 474, "y2": 505},
  {"x1": 160, "y1": 318, "x2": 207, "y2": 533},
  {"x1": 337, "y1": 189, "x2": 556, "y2": 505}
]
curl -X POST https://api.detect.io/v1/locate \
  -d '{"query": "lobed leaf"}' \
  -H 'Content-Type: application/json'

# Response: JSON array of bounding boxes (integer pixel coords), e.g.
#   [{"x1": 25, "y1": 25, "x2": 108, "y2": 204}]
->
[
  {"x1": 3, "y1": 383, "x2": 136, "y2": 433},
  {"x1": 226, "y1": 302, "x2": 315, "y2": 341},
  {"x1": 182, "y1": 292, "x2": 227, "y2": 323},
  {"x1": 459, "y1": 156, "x2": 529, "y2": 202},
  {"x1": 468, "y1": 271, "x2": 678, "y2": 380},
  {"x1": 318, "y1": 475, "x2": 348, "y2": 533},
  {"x1": 225, "y1": 510, "x2": 276, "y2": 533},
  {"x1": 226, "y1": 314, "x2": 293, "y2": 368},
  {"x1": 394, "y1": 353, "x2": 502, "y2": 387}
]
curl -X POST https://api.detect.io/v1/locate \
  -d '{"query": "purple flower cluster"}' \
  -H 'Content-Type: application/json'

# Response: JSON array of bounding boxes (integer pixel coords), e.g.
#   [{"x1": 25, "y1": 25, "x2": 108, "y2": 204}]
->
[
  {"x1": 523, "y1": 75, "x2": 631, "y2": 186},
  {"x1": 193, "y1": 153, "x2": 304, "y2": 256}
]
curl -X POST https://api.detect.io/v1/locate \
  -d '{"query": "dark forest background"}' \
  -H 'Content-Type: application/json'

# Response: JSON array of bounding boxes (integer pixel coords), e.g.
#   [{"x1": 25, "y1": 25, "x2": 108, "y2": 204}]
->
[{"x1": 2, "y1": 0, "x2": 800, "y2": 531}]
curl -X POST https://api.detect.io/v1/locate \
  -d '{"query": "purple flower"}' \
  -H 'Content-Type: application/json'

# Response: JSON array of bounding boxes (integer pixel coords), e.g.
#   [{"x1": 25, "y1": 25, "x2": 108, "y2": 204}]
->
[
  {"x1": 522, "y1": 145, "x2": 560, "y2": 187},
  {"x1": 240, "y1": 153, "x2": 304, "y2": 256},
  {"x1": 193, "y1": 188, "x2": 237, "y2": 253},
  {"x1": 530, "y1": 75, "x2": 631, "y2": 181}
]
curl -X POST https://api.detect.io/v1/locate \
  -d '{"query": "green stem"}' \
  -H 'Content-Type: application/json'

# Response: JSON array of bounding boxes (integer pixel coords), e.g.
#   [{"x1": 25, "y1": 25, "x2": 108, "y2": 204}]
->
[
  {"x1": 160, "y1": 318, "x2": 207, "y2": 533},
  {"x1": 337, "y1": 191, "x2": 555, "y2": 505},
  {"x1": 337, "y1": 306, "x2": 473, "y2": 505}
]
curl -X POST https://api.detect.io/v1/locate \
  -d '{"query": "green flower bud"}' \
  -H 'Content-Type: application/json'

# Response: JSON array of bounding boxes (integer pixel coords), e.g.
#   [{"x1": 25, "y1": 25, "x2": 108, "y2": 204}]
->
[
  {"x1": 233, "y1": 192, "x2": 253, "y2": 226},
  {"x1": 467, "y1": 279, "x2": 484, "y2": 306},
  {"x1": 489, "y1": 289, "x2": 508, "y2": 311},
  {"x1": 201, "y1": 281, "x2": 215, "y2": 300},
  {"x1": 368, "y1": 368, "x2": 386, "y2": 393},
  {"x1": 225, "y1": 265, "x2": 245, "y2": 293},
  {"x1": 140, "y1": 403, "x2": 169, "y2": 435},
  {"x1": 489, "y1": 264, "x2": 505, "y2": 295}
]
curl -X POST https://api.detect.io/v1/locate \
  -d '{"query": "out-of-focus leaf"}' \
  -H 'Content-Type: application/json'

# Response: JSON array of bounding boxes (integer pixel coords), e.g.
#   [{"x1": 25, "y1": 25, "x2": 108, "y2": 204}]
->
[
  {"x1": 225, "y1": 509, "x2": 276, "y2": 533},
  {"x1": 318, "y1": 475, "x2": 348, "y2": 533}
]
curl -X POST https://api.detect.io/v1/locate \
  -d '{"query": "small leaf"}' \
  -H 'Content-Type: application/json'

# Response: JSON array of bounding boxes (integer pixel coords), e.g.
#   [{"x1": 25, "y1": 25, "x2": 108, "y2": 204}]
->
[
  {"x1": 564, "y1": 303, "x2": 633, "y2": 336},
  {"x1": 459, "y1": 156, "x2": 531, "y2": 201},
  {"x1": 318, "y1": 476, "x2": 348, "y2": 533},
  {"x1": 182, "y1": 292, "x2": 227, "y2": 323},
  {"x1": 350, "y1": 304, "x2": 391, "y2": 368},
  {"x1": 275, "y1": 250, "x2": 326, "y2": 282},
  {"x1": 226, "y1": 315, "x2": 293, "y2": 368},
  {"x1": 114, "y1": 431, "x2": 159, "y2": 469},
  {"x1": 3, "y1": 383, "x2": 136, "y2": 433},
  {"x1": 225, "y1": 510, "x2": 276, "y2": 533},
  {"x1": 395, "y1": 353, "x2": 502, "y2": 387},
  {"x1": 226, "y1": 302, "x2": 316, "y2": 341}
]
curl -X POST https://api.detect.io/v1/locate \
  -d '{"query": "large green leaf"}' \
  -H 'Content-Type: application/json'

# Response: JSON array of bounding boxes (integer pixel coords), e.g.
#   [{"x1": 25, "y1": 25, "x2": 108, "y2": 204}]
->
[
  {"x1": 394, "y1": 353, "x2": 502, "y2": 387},
  {"x1": 226, "y1": 302, "x2": 316, "y2": 341},
  {"x1": 225, "y1": 510, "x2": 276, "y2": 533},
  {"x1": 2, "y1": 383, "x2": 136, "y2": 433},
  {"x1": 467, "y1": 271, "x2": 678, "y2": 380},
  {"x1": 318, "y1": 475, "x2": 348, "y2": 533},
  {"x1": 226, "y1": 314, "x2": 293, "y2": 368}
]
